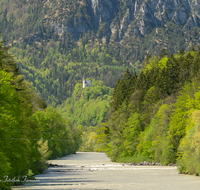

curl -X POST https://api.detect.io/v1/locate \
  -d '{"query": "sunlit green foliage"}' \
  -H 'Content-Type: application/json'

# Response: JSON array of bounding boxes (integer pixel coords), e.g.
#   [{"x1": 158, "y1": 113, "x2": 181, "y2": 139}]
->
[
  {"x1": 78, "y1": 127, "x2": 100, "y2": 152},
  {"x1": 177, "y1": 110, "x2": 200, "y2": 175},
  {"x1": 57, "y1": 79, "x2": 113, "y2": 126},
  {"x1": 96, "y1": 47, "x2": 200, "y2": 174},
  {"x1": 0, "y1": 38, "x2": 81, "y2": 189}
]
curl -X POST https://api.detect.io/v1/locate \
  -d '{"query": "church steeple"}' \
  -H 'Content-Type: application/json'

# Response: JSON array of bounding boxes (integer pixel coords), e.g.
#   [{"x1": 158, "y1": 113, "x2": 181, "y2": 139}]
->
[
  {"x1": 83, "y1": 76, "x2": 86, "y2": 88},
  {"x1": 82, "y1": 77, "x2": 91, "y2": 89}
]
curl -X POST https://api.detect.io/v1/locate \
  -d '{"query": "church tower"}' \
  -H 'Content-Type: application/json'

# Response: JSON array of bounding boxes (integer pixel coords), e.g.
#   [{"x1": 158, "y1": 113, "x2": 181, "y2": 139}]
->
[
  {"x1": 83, "y1": 77, "x2": 86, "y2": 89},
  {"x1": 83, "y1": 77, "x2": 91, "y2": 88}
]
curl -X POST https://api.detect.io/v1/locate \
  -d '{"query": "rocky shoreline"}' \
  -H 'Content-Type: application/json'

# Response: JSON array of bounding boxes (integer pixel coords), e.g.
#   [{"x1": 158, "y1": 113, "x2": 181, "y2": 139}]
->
[{"x1": 121, "y1": 161, "x2": 176, "y2": 166}]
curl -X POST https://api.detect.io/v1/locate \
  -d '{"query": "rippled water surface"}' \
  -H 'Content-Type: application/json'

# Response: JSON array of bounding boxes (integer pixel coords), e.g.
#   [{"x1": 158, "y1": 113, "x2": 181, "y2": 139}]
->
[{"x1": 11, "y1": 152, "x2": 200, "y2": 190}]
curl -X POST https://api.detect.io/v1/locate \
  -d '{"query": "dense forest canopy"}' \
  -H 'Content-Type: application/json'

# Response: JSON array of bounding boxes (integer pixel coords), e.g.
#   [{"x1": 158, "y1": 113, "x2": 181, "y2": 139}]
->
[
  {"x1": 57, "y1": 79, "x2": 113, "y2": 126},
  {"x1": 96, "y1": 46, "x2": 200, "y2": 175},
  {"x1": 0, "y1": 37, "x2": 81, "y2": 190}
]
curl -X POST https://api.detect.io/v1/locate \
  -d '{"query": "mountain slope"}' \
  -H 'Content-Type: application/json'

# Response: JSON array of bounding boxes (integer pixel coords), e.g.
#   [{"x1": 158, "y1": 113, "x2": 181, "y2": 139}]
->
[
  {"x1": 1, "y1": 0, "x2": 200, "y2": 42},
  {"x1": 1, "y1": 0, "x2": 200, "y2": 106}
]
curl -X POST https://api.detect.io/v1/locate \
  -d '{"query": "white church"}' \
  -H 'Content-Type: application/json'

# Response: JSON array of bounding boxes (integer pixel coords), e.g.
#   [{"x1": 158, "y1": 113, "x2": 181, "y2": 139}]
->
[{"x1": 83, "y1": 77, "x2": 91, "y2": 88}]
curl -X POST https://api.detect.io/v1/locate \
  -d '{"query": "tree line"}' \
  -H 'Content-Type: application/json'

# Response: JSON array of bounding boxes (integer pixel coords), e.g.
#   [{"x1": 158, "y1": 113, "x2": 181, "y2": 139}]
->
[
  {"x1": 96, "y1": 47, "x2": 200, "y2": 175},
  {"x1": 0, "y1": 38, "x2": 81, "y2": 190}
]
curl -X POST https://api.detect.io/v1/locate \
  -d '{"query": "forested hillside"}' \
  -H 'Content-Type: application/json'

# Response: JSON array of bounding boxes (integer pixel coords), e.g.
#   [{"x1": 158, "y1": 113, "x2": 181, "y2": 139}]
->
[
  {"x1": 0, "y1": 38, "x2": 81, "y2": 190},
  {"x1": 9, "y1": 41, "x2": 131, "y2": 106},
  {"x1": 1, "y1": 0, "x2": 200, "y2": 106},
  {"x1": 56, "y1": 79, "x2": 113, "y2": 152},
  {"x1": 96, "y1": 47, "x2": 200, "y2": 175},
  {"x1": 57, "y1": 79, "x2": 113, "y2": 126}
]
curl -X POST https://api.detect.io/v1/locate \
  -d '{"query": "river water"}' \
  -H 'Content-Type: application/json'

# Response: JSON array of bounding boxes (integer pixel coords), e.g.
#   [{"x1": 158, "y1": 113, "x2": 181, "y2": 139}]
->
[{"x1": 11, "y1": 152, "x2": 200, "y2": 190}]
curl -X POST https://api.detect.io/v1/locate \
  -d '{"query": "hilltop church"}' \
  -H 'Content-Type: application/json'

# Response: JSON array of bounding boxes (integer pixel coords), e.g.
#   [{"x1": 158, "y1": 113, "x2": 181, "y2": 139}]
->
[{"x1": 83, "y1": 77, "x2": 91, "y2": 88}]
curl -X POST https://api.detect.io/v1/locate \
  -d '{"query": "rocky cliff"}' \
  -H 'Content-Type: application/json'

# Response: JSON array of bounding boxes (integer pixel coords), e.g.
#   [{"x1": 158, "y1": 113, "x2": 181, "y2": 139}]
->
[
  {"x1": 55, "y1": 0, "x2": 200, "y2": 41},
  {"x1": 110, "y1": 0, "x2": 200, "y2": 40},
  {"x1": 1, "y1": 0, "x2": 200, "y2": 65}
]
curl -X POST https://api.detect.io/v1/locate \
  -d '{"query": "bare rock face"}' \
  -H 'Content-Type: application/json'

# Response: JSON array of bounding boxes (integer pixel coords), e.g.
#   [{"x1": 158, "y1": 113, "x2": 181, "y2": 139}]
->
[
  {"x1": 52, "y1": 0, "x2": 119, "y2": 39},
  {"x1": 115, "y1": 0, "x2": 200, "y2": 39},
  {"x1": 188, "y1": 0, "x2": 200, "y2": 17},
  {"x1": 90, "y1": 0, "x2": 117, "y2": 26},
  {"x1": 54, "y1": 0, "x2": 200, "y2": 40},
  {"x1": 172, "y1": 4, "x2": 190, "y2": 25},
  {"x1": 118, "y1": 0, "x2": 136, "y2": 40}
]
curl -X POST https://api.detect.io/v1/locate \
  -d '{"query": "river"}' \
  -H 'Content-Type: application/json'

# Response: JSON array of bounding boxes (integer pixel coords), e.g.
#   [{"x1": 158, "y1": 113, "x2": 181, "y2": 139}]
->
[{"x1": 11, "y1": 152, "x2": 200, "y2": 190}]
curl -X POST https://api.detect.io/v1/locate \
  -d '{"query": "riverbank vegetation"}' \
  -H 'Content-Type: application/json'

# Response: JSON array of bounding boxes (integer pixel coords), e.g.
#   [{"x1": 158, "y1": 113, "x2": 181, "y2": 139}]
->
[
  {"x1": 96, "y1": 47, "x2": 200, "y2": 176},
  {"x1": 0, "y1": 39, "x2": 81, "y2": 190}
]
